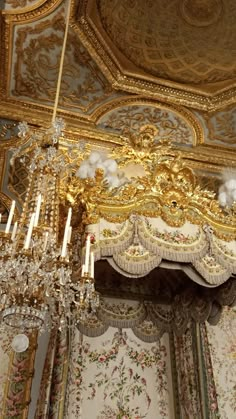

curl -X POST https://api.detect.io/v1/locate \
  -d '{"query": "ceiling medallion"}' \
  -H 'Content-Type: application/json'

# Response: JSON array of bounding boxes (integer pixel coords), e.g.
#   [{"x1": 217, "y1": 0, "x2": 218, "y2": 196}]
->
[{"x1": 180, "y1": 0, "x2": 223, "y2": 27}]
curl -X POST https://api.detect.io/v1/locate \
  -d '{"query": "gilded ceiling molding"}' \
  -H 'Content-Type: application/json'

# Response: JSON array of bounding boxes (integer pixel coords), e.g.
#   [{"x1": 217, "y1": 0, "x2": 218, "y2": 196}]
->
[
  {"x1": 180, "y1": 147, "x2": 236, "y2": 170},
  {"x1": 92, "y1": 97, "x2": 204, "y2": 146},
  {"x1": 0, "y1": 99, "x2": 97, "y2": 128},
  {"x1": 74, "y1": 0, "x2": 236, "y2": 111},
  {"x1": 3, "y1": 1, "x2": 49, "y2": 16},
  {"x1": 2, "y1": 0, "x2": 63, "y2": 20},
  {"x1": 0, "y1": 133, "x2": 30, "y2": 150},
  {"x1": 1, "y1": 102, "x2": 236, "y2": 169},
  {"x1": 70, "y1": 0, "x2": 121, "y2": 89}
]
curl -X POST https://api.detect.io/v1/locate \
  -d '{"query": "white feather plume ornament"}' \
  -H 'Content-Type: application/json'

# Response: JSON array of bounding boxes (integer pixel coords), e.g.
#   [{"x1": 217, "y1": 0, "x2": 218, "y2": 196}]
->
[
  {"x1": 76, "y1": 151, "x2": 128, "y2": 189},
  {"x1": 218, "y1": 168, "x2": 236, "y2": 207}
]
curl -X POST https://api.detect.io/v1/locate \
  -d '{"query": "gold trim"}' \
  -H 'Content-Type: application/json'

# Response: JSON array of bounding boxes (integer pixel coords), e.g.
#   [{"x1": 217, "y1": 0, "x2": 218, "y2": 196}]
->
[
  {"x1": 2, "y1": 0, "x2": 63, "y2": 21},
  {"x1": 64, "y1": 149, "x2": 236, "y2": 235},
  {"x1": 3, "y1": 1, "x2": 49, "y2": 16}
]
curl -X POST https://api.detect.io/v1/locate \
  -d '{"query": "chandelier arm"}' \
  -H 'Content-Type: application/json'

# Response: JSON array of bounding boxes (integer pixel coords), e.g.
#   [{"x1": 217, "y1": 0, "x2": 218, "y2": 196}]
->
[
  {"x1": 52, "y1": 0, "x2": 72, "y2": 123},
  {"x1": 0, "y1": 0, "x2": 100, "y2": 333}
]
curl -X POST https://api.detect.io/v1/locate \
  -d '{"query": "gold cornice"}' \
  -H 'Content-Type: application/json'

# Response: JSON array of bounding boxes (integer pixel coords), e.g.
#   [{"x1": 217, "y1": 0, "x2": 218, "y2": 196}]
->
[
  {"x1": 179, "y1": 146, "x2": 236, "y2": 169},
  {"x1": 73, "y1": 0, "x2": 236, "y2": 111},
  {"x1": 1, "y1": 110, "x2": 236, "y2": 170},
  {"x1": 0, "y1": 99, "x2": 97, "y2": 128},
  {"x1": 71, "y1": 0, "x2": 119, "y2": 83}
]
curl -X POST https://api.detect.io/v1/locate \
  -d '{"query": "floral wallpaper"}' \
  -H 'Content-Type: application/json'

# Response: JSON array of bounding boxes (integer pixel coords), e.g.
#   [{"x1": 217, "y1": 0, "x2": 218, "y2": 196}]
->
[
  {"x1": 65, "y1": 328, "x2": 175, "y2": 419},
  {"x1": 34, "y1": 306, "x2": 236, "y2": 419},
  {"x1": 206, "y1": 307, "x2": 236, "y2": 419}
]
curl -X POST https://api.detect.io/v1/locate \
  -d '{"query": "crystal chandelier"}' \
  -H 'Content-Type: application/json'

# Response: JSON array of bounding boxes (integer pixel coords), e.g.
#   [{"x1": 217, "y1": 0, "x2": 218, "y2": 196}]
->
[{"x1": 0, "y1": 0, "x2": 99, "y2": 334}]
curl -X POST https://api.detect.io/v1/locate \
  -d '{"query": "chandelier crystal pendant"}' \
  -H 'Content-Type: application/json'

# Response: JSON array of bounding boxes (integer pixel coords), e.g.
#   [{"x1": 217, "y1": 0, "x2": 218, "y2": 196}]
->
[
  {"x1": 0, "y1": 0, "x2": 99, "y2": 333},
  {"x1": 0, "y1": 120, "x2": 99, "y2": 332}
]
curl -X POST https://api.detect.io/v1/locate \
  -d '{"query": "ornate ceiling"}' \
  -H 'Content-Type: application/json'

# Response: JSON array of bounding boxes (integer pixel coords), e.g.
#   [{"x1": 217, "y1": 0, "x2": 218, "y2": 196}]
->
[
  {"x1": 0, "y1": 0, "x2": 236, "y2": 153},
  {"x1": 77, "y1": 0, "x2": 236, "y2": 110},
  {"x1": 98, "y1": 0, "x2": 234, "y2": 86},
  {"x1": 0, "y1": 0, "x2": 236, "y2": 323}
]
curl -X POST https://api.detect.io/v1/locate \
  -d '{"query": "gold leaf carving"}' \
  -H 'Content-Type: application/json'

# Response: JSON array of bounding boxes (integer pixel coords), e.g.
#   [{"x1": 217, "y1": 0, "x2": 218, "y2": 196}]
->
[
  {"x1": 98, "y1": 0, "x2": 232, "y2": 85},
  {"x1": 63, "y1": 138, "x2": 236, "y2": 233},
  {"x1": 98, "y1": 105, "x2": 195, "y2": 145}
]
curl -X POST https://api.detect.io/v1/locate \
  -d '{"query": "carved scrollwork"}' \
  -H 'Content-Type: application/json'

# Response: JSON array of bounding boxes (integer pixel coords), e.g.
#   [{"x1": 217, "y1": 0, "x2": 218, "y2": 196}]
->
[{"x1": 66, "y1": 139, "x2": 236, "y2": 236}]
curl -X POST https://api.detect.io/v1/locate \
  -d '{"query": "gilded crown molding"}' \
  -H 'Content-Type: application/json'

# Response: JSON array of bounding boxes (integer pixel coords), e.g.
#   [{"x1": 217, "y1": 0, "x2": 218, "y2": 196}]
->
[{"x1": 1, "y1": 104, "x2": 236, "y2": 170}]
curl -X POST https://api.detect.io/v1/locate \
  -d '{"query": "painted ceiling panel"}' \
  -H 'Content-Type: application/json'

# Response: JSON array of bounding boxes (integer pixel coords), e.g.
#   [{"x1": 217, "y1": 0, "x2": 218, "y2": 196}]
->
[
  {"x1": 9, "y1": 2, "x2": 121, "y2": 115},
  {"x1": 97, "y1": 103, "x2": 199, "y2": 147}
]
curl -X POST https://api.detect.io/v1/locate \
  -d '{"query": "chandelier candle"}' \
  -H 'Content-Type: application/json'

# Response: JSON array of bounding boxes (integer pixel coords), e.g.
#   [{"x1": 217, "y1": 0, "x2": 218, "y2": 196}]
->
[
  {"x1": 90, "y1": 251, "x2": 94, "y2": 279},
  {"x1": 24, "y1": 212, "x2": 35, "y2": 250},
  {"x1": 67, "y1": 226, "x2": 72, "y2": 244},
  {"x1": 61, "y1": 207, "x2": 72, "y2": 258},
  {"x1": 84, "y1": 235, "x2": 91, "y2": 272},
  {"x1": 34, "y1": 193, "x2": 42, "y2": 227},
  {"x1": 81, "y1": 264, "x2": 86, "y2": 276},
  {"x1": 5, "y1": 200, "x2": 15, "y2": 234},
  {"x1": 11, "y1": 221, "x2": 18, "y2": 241}
]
